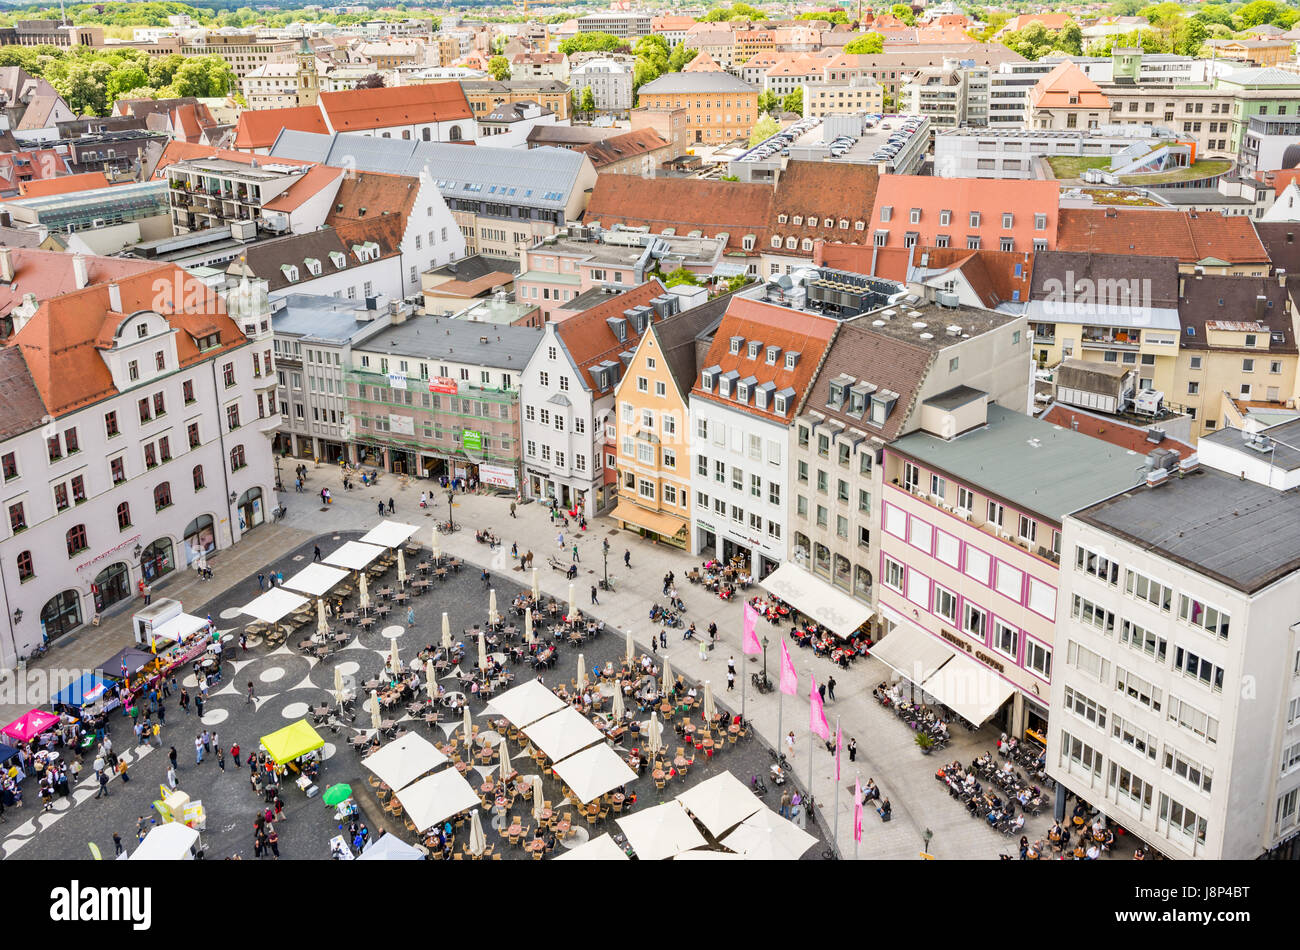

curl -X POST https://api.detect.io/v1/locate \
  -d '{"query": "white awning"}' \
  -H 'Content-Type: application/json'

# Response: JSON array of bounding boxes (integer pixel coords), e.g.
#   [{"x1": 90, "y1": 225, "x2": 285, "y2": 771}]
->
[
  {"x1": 240, "y1": 588, "x2": 309, "y2": 624},
  {"x1": 674, "y1": 771, "x2": 763, "y2": 837},
  {"x1": 131, "y1": 822, "x2": 199, "y2": 860},
  {"x1": 870, "y1": 621, "x2": 1015, "y2": 726},
  {"x1": 616, "y1": 801, "x2": 708, "y2": 861},
  {"x1": 362, "y1": 733, "x2": 449, "y2": 792},
  {"x1": 522, "y1": 705, "x2": 605, "y2": 763},
  {"x1": 357, "y1": 834, "x2": 425, "y2": 861},
  {"x1": 551, "y1": 743, "x2": 637, "y2": 805},
  {"x1": 759, "y1": 563, "x2": 874, "y2": 638},
  {"x1": 554, "y1": 832, "x2": 629, "y2": 861},
  {"x1": 323, "y1": 541, "x2": 387, "y2": 571},
  {"x1": 718, "y1": 807, "x2": 817, "y2": 860},
  {"x1": 281, "y1": 563, "x2": 349, "y2": 597},
  {"x1": 673, "y1": 848, "x2": 745, "y2": 860},
  {"x1": 360, "y1": 520, "x2": 422, "y2": 548},
  {"x1": 396, "y1": 768, "x2": 481, "y2": 833},
  {"x1": 150, "y1": 613, "x2": 208, "y2": 645},
  {"x1": 485, "y1": 678, "x2": 568, "y2": 728}
]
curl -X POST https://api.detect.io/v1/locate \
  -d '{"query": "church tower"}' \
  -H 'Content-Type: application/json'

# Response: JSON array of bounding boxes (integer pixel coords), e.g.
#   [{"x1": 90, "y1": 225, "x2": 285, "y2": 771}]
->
[{"x1": 295, "y1": 35, "x2": 319, "y2": 107}]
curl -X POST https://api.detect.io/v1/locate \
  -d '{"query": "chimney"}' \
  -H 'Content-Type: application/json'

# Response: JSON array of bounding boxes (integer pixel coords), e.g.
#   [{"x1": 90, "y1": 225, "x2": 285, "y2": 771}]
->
[
  {"x1": 1279, "y1": 268, "x2": 1287, "y2": 287},
  {"x1": 72, "y1": 253, "x2": 88, "y2": 290},
  {"x1": 0, "y1": 247, "x2": 12, "y2": 284},
  {"x1": 1255, "y1": 294, "x2": 1266, "y2": 322},
  {"x1": 108, "y1": 283, "x2": 122, "y2": 313}
]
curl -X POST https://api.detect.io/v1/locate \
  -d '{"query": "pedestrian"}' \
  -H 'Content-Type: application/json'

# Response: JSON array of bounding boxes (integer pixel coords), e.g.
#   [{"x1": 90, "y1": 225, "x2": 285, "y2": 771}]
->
[
  {"x1": 246, "y1": 681, "x2": 255, "y2": 705},
  {"x1": 179, "y1": 687, "x2": 189, "y2": 715},
  {"x1": 698, "y1": 638, "x2": 708, "y2": 662},
  {"x1": 407, "y1": 607, "x2": 415, "y2": 626},
  {"x1": 194, "y1": 694, "x2": 204, "y2": 718},
  {"x1": 572, "y1": 544, "x2": 580, "y2": 563},
  {"x1": 779, "y1": 789, "x2": 791, "y2": 819},
  {"x1": 590, "y1": 585, "x2": 598, "y2": 605},
  {"x1": 216, "y1": 745, "x2": 226, "y2": 771},
  {"x1": 113, "y1": 832, "x2": 123, "y2": 855},
  {"x1": 659, "y1": 630, "x2": 667, "y2": 649},
  {"x1": 785, "y1": 730, "x2": 795, "y2": 760},
  {"x1": 166, "y1": 765, "x2": 178, "y2": 790},
  {"x1": 481, "y1": 569, "x2": 490, "y2": 589},
  {"x1": 267, "y1": 827, "x2": 280, "y2": 859},
  {"x1": 201, "y1": 730, "x2": 211, "y2": 754},
  {"x1": 388, "y1": 497, "x2": 395, "y2": 514},
  {"x1": 650, "y1": 637, "x2": 657, "y2": 655},
  {"x1": 274, "y1": 795, "x2": 286, "y2": 823},
  {"x1": 152, "y1": 721, "x2": 162, "y2": 747},
  {"x1": 258, "y1": 572, "x2": 265, "y2": 591},
  {"x1": 624, "y1": 550, "x2": 631, "y2": 568},
  {"x1": 143, "y1": 584, "x2": 152, "y2": 606},
  {"x1": 194, "y1": 735, "x2": 204, "y2": 765},
  {"x1": 377, "y1": 500, "x2": 384, "y2": 516},
  {"x1": 239, "y1": 633, "x2": 248, "y2": 653},
  {"x1": 137, "y1": 816, "x2": 148, "y2": 842},
  {"x1": 133, "y1": 721, "x2": 144, "y2": 746},
  {"x1": 313, "y1": 545, "x2": 322, "y2": 562},
  {"x1": 555, "y1": 532, "x2": 564, "y2": 550},
  {"x1": 94, "y1": 769, "x2": 109, "y2": 799},
  {"x1": 726, "y1": 669, "x2": 735, "y2": 691},
  {"x1": 231, "y1": 742, "x2": 241, "y2": 767},
  {"x1": 157, "y1": 701, "x2": 166, "y2": 725},
  {"x1": 662, "y1": 573, "x2": 670, "y2": 596},
  {"x1": 509, "y1": 501, "x2": 516, "y2": 518},
  {"x1": 708, "y1": 622, "x2": 718, "y2": 645},
  {"x1": 727, "y1": 655, "x2": 736, "y2": 678},
  {"x1": 847, "y1": 737, "x2": 857, "y2": 762},
  {"x1": 827, "y1": 676, "x2": 837, "y2": 701},
  {"x1": 818, "y1": 682, "x2": 826, "y2": 704}
]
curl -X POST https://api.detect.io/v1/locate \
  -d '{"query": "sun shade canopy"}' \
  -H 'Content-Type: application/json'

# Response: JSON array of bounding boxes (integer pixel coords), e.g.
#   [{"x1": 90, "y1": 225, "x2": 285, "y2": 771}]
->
[
  {"x1": 323, "y1": 541, "x2": 387, "y2": 570},
  {"x1": 870, "y1": 620, "x2": 1015, "y2": 726},
  {"x1": 281, "y1": 563, "x2": 349, "y2": 597},
  {"x1": 240, "y1": 588, "x2": 309, "y2": 624},
  {"x1": 362, "y1": 733, "x2": 449, "y2": 792},
  {"x1": 396, "y1": 768, "x2": 481, "y2": 833},
  {"x1": 554, "y1": 832, "x2": 629, "y2": 861},
  {"x1": 551, "y1": 743, "x2": 637, "y2": 805},
  {"x1": 521, "y1": 705, "x2": 605, "y2": 763},
  {"x1": 260, "y1": 719, "x2": 325, "y2": 764},
  {"x1": 759, "y1": 562, "x2": 874, "y2": 638},
  {"x1": 360, "y1": 520, "x2": 422, "y2": 548},
  {"x1": 675, "y1": 771, "x2": 763, "y2": 837},
  {"x1": 616, "y1": 801, "x2": 708, "y2": 861},
  {"x1": 486, "y1": 678, "x2": 568, "y2": 728}
]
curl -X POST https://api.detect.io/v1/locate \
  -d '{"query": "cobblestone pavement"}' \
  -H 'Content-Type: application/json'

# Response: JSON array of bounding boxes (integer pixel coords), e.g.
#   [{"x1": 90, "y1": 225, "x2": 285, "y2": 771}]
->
[{"x1": 8, "y1": 463, "x2": 1069, "y2": 859}]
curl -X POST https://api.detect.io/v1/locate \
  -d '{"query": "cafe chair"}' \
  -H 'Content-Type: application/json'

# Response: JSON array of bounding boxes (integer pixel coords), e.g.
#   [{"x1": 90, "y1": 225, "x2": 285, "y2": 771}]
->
[
  {"x1": 532, "y1": 847, "x2": 544, "y2": 861},
  {"x1": 598, "y1": 805, "x2": 610, "y2": 822}
]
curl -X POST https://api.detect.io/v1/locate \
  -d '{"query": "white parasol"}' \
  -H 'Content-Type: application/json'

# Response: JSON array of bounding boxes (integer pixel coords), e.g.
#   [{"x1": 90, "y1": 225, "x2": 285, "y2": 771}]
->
[
  {"x1": 625, "y1": 629, "x2": 634, "y2": 664},
  {"x1": 389, "y1": 639, "x2": 400, "y2": 675},
  {"x1": 317, "y1": 598, "x2": 329, "y2": 639},
  {"x1": 334, "y1": 666, "x2": 345, "y2": 708},
  {"x1": 488, "y1": 588, "x2": 498, "y2": 627},
  {"x1": 524, "y1": 607, "x2": 534, "y2": 646},
  {"x1": 477, "y1": 629, "x2": 488, "y2": 671},
  {"x1": 645, "y1": 711, "x2": 662, "y2": 758},
  {"x1": 499, "y1": 736, "x2": 512, "y2": 783},
  {"x1": 703, "y1": 681, "x2": 716, "y2": 723},
  {"x1": 661, "y1": 657, "x2": 672, "y2": 697},
  {"x1": 430, "y1": 526, "x2": 440, "y2": 561},
  {"x1": 612, "y1": 686, "x2": 625, "y2": 723},
  {"x1": 462, "y1": 705, "x2": 474, "y2": 744},
  {"x1": 531, "y1": 568, "x2": 539, "y2": 600},
  {"x1": 370, "y1": 689, "x2": 381, "y2": 731},
  {"x1": 425, "y1": 657, "x2": 437, "y2": 700},
  {"x1": 532, "y1": 775, "x2": 545, "y2": 822},
  {"x1": 397, "y1": 550, "x2": 407, "y2": 587},
  {"x1": 358, "y1": 572, "x2": 370, "y2": 613},
  {"x1": 441, "y1": 612, "x2": 452, "y2": 651},
  {"x1": 577, "y1": 654, "x2": 586, "y2": 692},
  {"x1": 468, "y1": 809, "x2": 486, "y2": 857},
  {"x1": 568, "y1": 582, "x2": 575, "y2": 618}
]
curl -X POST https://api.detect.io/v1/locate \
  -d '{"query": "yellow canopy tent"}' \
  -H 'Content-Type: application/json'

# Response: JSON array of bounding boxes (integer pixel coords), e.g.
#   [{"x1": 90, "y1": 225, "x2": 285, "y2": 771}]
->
[{"x1": 260, "y1": 719, "x2": 325, "y2": 765}]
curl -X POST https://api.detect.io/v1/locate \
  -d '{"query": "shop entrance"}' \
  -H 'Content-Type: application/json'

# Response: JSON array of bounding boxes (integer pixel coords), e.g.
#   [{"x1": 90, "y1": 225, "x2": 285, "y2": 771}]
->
[{"x1": 92, "y1": 562, "x2": 131, "y2": 612}]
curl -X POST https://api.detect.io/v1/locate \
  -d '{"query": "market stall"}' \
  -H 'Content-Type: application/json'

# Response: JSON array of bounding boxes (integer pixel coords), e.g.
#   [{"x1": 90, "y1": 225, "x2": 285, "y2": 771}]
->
[
  {"x1": 146, "y1": 613, "x2": 209, "y2": 650},
  {"x1": 131, "y1": 821, "x2": 200, "y2": 860},
  {"x1": 101, "y1": 647, "x2": 155, "y2": 681},
  {"x1": 50, "y1": 673, "x2": 117, "y2": 715},
  {"x1": 261, "y1": 720, "x2": 325, "y2": 795},
  {"x1": 1, "y1": 709, "x2": 60, "y2": 743}
]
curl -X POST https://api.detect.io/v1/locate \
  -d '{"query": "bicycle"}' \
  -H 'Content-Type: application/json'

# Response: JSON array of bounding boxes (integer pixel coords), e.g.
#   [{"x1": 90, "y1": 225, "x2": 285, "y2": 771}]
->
[
  {"x1": 821, "y1": 847, "x2": 839, "y2": 860},
  {"x1": 751, "y1": 671, "x2": 773, "y2": 694},
  {"x1": 436, "y1": 520, "x2": 462, "y2": 534}
]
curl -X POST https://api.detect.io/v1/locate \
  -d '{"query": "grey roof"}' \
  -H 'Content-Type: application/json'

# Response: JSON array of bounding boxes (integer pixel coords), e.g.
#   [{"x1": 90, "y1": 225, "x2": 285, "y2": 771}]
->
[
  {"x1": 268, "y1": 130, "x2": 589, "y2": 211},
  {"x1": 638, "y1": 72, "x2": 758, "y2": 95},
  {"x1": 1201, "y1": 420, "x2": 1300, "y2": 473},
  {"x1": 272, "y1": 294, "x2": 390, "y2": 346},
  {"x1": 428, "y1": 254, "x2": 519, "y2": 282},
  {"x1": 461, "y1": 79, "x2": 570, "y2": 93},
  {"x1": 891, "y1": 403, "x2": 1145, "y2": 522},
  {"x1": 655, "y1": 291, "x2": 736, "y2": 400},
  {"x1": 1076, "y1": 467, "x2": 1300, "y2": 594},
  {"x1": 0, "y1": 347, "x2": 47, "y2": 441},
  {"x1": 355, "y1": 313, "x2": 543, "y2": 369},
  {"x1": 924, "y1": 385, "x2": 986, "y2": 411}
]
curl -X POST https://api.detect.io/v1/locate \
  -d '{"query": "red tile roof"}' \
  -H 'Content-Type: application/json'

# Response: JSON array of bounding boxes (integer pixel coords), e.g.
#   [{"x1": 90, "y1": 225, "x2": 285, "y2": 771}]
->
[
  {"x1": 262, "y1": 165, "x2": 345, "y2": 213},
  {"x1": 555, "y1": 281, "x2": 667, "y2": 393},
  {"x1": 872, "y1": 176, "x2": 1059, "y2": 252},
  {"x1": 0, "y1": 249, "x2": 160, "y2": 322},
  {"x1": 769, "y1": 161, "x2": 879, "y2": 253},
  {"x1": 319, "y1": 83, "x2": 473, "y2": 132},
  {"x1": 572, "y1": 129, "x2": 671, "y2": 169},
  {"x1": 0, "y1": 148, "x2": 70, "y2": 194},
  {"x1": 151, "y1": 140, "x2": 310, "y2": 178},
  {"x1": 683, "y1": 50, "x2": 724, "y2": 72},
  {"x1": 10, "y1": 171, "x2": 109, "y2": 198},
  {"x1": 1031, "y1": 61, "x2": 1109, "y2": 110},
  {"x1": 1043, "y1": 404, "x2": 1194, "y2": 459},
  {"x1": 1056, "y1": 208, "x2": 1269, "y2": 265},
  {"x1": 691, "y1": 296, "x2": 838, "y2": 424},
  {"x1": 234, "y1": 105, "x2": 330, "y2": 151},
  {"x1": 10, "y1": 264, "x2": 246, "y2": 416},
  {"x1": 584, "y1": 176, "x2": 774, "y2": 254}
]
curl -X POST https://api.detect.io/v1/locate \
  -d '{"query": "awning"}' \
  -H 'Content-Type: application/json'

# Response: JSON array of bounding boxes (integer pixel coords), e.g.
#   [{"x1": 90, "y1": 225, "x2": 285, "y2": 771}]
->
[
  {"x1": 52, "y1": 673, "x2": 115, "y2": 708},
  {"x1": 551, "y1": 743, "x2": 637, "y2": 805},
  {"x1": 281, "y1": 563, "x2": 349, "y2": 597},
  {"x1": 357, "y1": 834, "x2": 425, "y2": 861},
  {"x1": 870, "y1": 622, "x2": 1016, "y2": 726},
  {"x1": 486, "y1": 678, "x2": 568, "y2": 728},
  {"x1": 101, "y1": 647, "x2": 156, "y2": 678},
  {"x1": 611, "y1": 502, "x2": 687, "y2": 539},
  {"x1": 359, "y1": 520, "x2": 421, "y2": 548},
  {"x1": 759, "y1": 563, "x2": 874, "y2": 638},
  {"x1": 615, "y1": 801, "x2": 708, "y2": 861},
  {"x1": 260, "y1": 719, "x2": 325, "y2": 764},
  {"x1": 362, "y1": 733, "x2": 448, "y2": 792},
  {"x1": 712, "y1": 261, "x2": 748, "y2": 278},
  {"x1": 150, "y1": 613, "x2": 208, "y2": 646},
  {"x1": 397, "y1": 768, "x2": 481, "y2": 833},
  {"x1": 1, "y1": 709, "x2": 59, "y2": 742},
  {"x1": 323, "y1": 541, "x2": 386, "y2": 571},
  {"x1": 521, "y1": 705, "x2": 604, "y2": 763},
  {"x1": 240, "y1": 588, "x2": 309, "y2": 624}
]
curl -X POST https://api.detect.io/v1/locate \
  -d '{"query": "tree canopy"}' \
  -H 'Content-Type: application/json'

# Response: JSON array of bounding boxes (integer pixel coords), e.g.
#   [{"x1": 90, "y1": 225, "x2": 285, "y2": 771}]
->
[
  {"x1": 1000, "y1": 21, "x2": 1083, "y2": 59},
  {"x1": 488, "y1": 55, "x2": 511, "y2": 81},
  {"x1": 558, "y1": 32, "x2": 625, "y2": 56},
  {"x1": 749, "y1": 114, "x2": 779, "y2": 145},
  {"x1": 843, "y1": 32, "x2": 885, "y2": 54}
]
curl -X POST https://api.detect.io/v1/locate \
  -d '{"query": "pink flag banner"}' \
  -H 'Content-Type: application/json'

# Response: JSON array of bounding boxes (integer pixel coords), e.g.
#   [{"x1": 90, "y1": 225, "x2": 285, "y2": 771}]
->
[
  {"x1": 853, "y1": 779, "x2": 864, "y2": 843},
  {"x1": 809, "y1": 675, "x2": 829, "y2": 741},
  {"x1": 742, "y1": 604, "x2": 762, "y2": 655},
  {"x1": 779, "y1": 640, "x2": 798, "y2": 696}
]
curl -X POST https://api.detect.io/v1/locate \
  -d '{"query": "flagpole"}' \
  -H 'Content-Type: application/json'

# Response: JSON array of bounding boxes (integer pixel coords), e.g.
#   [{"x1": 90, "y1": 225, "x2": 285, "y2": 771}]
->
[
  {"x1": 833, "y1": 715, "x2": 841, "y2": 852},
  {"x1": 741, "y1": 648, "x2": 746, "y2": 721},
  {"x1": 807, "y1": 667, "x2": 814, "y2": 817},
  {"x1": 855, "y1": 769, "x2": 862, "y2": 861}
]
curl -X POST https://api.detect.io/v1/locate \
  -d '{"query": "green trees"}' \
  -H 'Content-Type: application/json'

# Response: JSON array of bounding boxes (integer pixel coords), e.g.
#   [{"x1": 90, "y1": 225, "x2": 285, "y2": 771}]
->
[
  {"x1": 757, "y1": 90, "x2": 778, "y2": 115},
  {"x1": 558, "y1": 32, "x2": 624, "y2": 56},
  {"x1": 1001, "y1": 21, "x2": 1082, "y2": 59},
  {"x1": 1236, "y1": 1, "x2": 1300, "y2": 28},
  {"x1": 700, "y1": 4, "x2": 765, "y2": 22},
  {"x1": 782, "y1": 88, "x2": 804, "y2": 116},
  {"x1": 1171, "y1": 18, "x2": 1208, "y2": 56},
  {"x1": 889, "y1": 4, "x2": 916, "y2": 26},
  {"x1": 668, "y1": 45, "x2": 699, "y2": 72},
  {"x1": 1137, "y1": 2, "x2": 1185, "y2": 29},
  {"x1": 749, "y1": 114, "x2": 779, "y2": 145},
  {"x1": 663, "y1": 267, "x2": 701, "y2": 288},
  {"x1": 796, "y1": 10, "x2": 849, "y2": 23},
  {"x1": 488, "y1": 55, "x2": 511, "y2": 81},
  {"x1": 579, "y1": 86, "x2": 596, "y2": 115},
  {"x1": 843, "y1": 33, "x2": 885, "y2": 54}
]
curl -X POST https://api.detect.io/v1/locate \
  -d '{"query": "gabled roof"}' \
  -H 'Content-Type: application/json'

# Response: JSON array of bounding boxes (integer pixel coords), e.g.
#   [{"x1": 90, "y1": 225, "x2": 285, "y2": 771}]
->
[
  {"x1": 637, "y1": 72, "x2": 758, "y2": 95},
  {"x1": 1031, "y1": 61, "x2": 1109, "y2": 110},
  {"x1": 1056, "y1": 208, "x2": 1269, "y2": 265},
  {"x1": 653, "y1": 291, "x2": 735, "y2": 403},
  {"x1": 770, "y1": 161, "x2": 878, "y2": 246},
  {"x1": 261, "y1": 164, "x2": 345, "y2": 213},
  {"x1": 10, "y1": 264, "x2": 246, "y2": 417},
  {"x1": 691, "y1": 296, "x2": 837, "y2": 424},
  {"x1": 1177, "y1": 274, "x2": 1294, "y2": 353},
  {"x1": 554, "y1": 281, "x2": 667, "y2": 394},
  {"x1": 913, "y1": 246, "x2": 1034, "y2": 310},
  {"x1": 0, "y1": 249, "x2": 160, "y2": 321},
  {"x1": 584, "y1": 176, "x2": 774, "y2": 254},
  {"x1": 1030, "y1": 250, "x2": 1178, "y2": 307},
  {"x1": 0, "y1": 346, "x2": 47, "y2": 440},
  {"x1": 572, "y1": 129, "x2": 671, "y2": 169},
  {"x1": 324, "y1": 169, "x2": 421, "y2": 226},
  {"x1": 235, "y1": 219, "x2": 405, "y2": 294},
  {"x1": 683, "y1": 50, "x2": 724, "y2": 72},
  {"x1": 319, "y1": 83, "x2": 473, "y2": 132},
  {"x1": 150, "y1": 140, "x2": 310, "y2": 178},
  {"x1": 11, "y1": 171, "x2": 109, "y2": 199},
  {"x1": 234, "y1": 105, "x2": 330, "y2": 151}
]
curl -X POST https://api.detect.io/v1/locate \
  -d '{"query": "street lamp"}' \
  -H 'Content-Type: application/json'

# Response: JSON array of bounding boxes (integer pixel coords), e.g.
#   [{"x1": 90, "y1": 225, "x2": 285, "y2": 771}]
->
[
  {"x1": 446, "y1": 489, "x2": 455, "y2": 531},
  {"x1": 274, "y1": 454, "x2": 283, "y2": 492},
  {"x1": 922, "y1": 828, "x2": 934, "y2": 860},
  {"x1": 761, "y1": 633, "x2": 770, "y2": 686},
  {"x1": 602, "y1": 538, "x2": 610, "y2": 591}
]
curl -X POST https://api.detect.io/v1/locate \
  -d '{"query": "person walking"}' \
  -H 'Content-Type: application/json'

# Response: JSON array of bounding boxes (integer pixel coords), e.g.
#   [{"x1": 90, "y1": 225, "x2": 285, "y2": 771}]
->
[
  {"x1": 239, "y1": 633, "x2": 248, "y2": 653},
  {"x1": 94, "y1": 769, "x2": 109, "y2": 799},
  {"x1": 659, "y1": 630, "x2": 667, "y2": 650},
  {"x1": 377, "y1": 501, "x2": 384, "y2": 517},
  {"x1": 662, "y1": 573, "x2": 671, "y2": 596},
  {"x1": 571, "y1": 544, "x2": 580, "y2": 563},
  {"x1": 818, "y1": 682, "x2": 826, "y2": 704},
  {"x1": 555, "y1": 532, "x2": 564, "y2": 550},
  {"x1": 313, "y1": 545, "x2": 322, "y2": 562},
  {"x1": 407, "y1": 607, "x2": 415, "y2": 627},
  {"x1": 726, "y1": 669, "x2": 735, "y2": 691},
  {"x1": 142, "y1": 584, "x2": 152, "y2": 606},
  {"x1": 698, "y1": 638, "x2": 709, "y2": 662},
  {"x1": 827, "y1": 676, "x2": 837, "y2": 701},
  {"x1": 166, "y1": 764, "x2": 178, "y2": 790},
  {"x1": 481, "y1": 569, "x2": 491, "y2": 590},
  {"x1": 231, "y1": 742, "x2": 241, "y2": 768},
  {"x1": 194, "y1": 735, "x2": 204, "y2": 766},
  {"x1": 178, "y1": 687, "x2": 189, "y2": 715},
  {"x1": 727, "y1": 655, "x2": 736, "y2": 679},
  {"x1": 388, "y1": 497, "x2": 395, "y2": 515},
  {"x1": 246, "y1": 681, "x2": 256, "y2": 705},
  {"x1": 267, "y1": 827, "x2": 281, "y2": 859},
  {"x1": 257, "y1": 572, "x2": 265, "y2": 591},
  {"x1": 785, "y1": 730, "x2": 796, "y2": 761},
  {"x1": 168, "y1": 746, "x2": 178, "y2": 771},
  {"x1": 624, "y1": 550, "x2": 631, "y2": 569},
  {"x1": 847, "y1": 737, "x2": 857, "y2": 762},
  {"x1": 779, "y1": 789, "x2": 791, "y2": 819},
  {"x1": 194, "y1": 694, "x2": 204, "y2": 718},
  {"x1": 590, "y1": 585, "x2": 598, "y2": 606},
  {"x1": 201, "y1": 730, "x2": 211, "y2": 755},
  {"x1": 509, "y1": 501, "x2": 516, "y2": 519},
  {"x1": 152, "y1": 721, "x2": 162, "y2": 748},
  {"x1": 216, "y1": 745, "x2": 226, "y2": 772},
  {"x1": 113, "y1": 832, "x2": 123, "y2": 856}
]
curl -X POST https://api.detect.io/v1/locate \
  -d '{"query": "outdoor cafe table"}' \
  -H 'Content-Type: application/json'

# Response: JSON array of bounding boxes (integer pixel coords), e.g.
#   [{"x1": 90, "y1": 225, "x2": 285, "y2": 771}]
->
[
  {"x1": 311, "y1": 704, "x2": 331, "y2": 719},
  {"x1": 341, "y1": 612, "x2": 358, "y2": 625},
  {"x1": 377, "y1": 587, "x2": 393, "y2": 599},
  {"x1": 526, "y1": 838, "x2": 545, "y2": 855}
]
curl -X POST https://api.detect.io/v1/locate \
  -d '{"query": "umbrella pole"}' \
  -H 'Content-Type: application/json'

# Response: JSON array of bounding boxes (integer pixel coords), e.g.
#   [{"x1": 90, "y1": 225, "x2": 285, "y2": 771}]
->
[
  {"x1": 855, "y1": 768, "x2": 862, "y2": 861},
  {"x1": 807, "y1": 668, "x2": 814, "y2": 824},
  {"x1": 776, "y1": 688, "x2": 782, "y2": 770},
  {"x1": 833, "y1": 714, "x2": 841, "y2": 855},
  {"x1": 740, "y1": 647, "x2": 746, "y2": 721}
]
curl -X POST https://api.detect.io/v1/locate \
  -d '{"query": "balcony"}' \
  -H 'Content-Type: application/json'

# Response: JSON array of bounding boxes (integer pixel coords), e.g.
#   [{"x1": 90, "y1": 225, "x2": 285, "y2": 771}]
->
[{"x1": 1080, "y1": 328, "x2": 1139, "y2": 350}]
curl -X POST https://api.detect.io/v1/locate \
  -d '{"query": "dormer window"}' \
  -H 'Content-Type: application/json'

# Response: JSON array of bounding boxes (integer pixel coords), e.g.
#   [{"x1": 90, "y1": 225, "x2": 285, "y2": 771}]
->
[
  {"x1": 879, "y1": 206, "x2": 893, "y2": 222},
  {"x1": 737, "y1": 382, "x2": 749, "y2": 402},
  {"x1": 808, "y1": 216, "x2": 818, "y2": 227},
  {"x1": 774, "y1": 393, "x2": 788, "y2": 414},
  {"x1": 765, "y1": 345, "x2": 779, "y2": 365},
  {"x1": 786, "y1": 236, "x2": 797, "y2": 250},
  {"x1": 329, "y1": 251, "x2": 346, "y2": 269},
  {"x1": 747, "y1": 340, "x2": 761, "y2": 359},
  {"x1": 743, "y1": 234, "x2": 756, "y2": 250},
  {"x1": 305, "y1": 257, "x2": 321, "y2": 276},
  {"x1": 801, "y1": 238, "x2": 813, "y2": 252},
  {"x1": 828, "y1": 380, "x2": 845, "y2": 407},
  {"x1": 785, "y1": 351, "x2": 799, "y2": 370},
  {"x1": 777, "y1": 213, "x2": 788, "y2": 224},
  {"x1": 792, "y1": 215, "x2": 802, "y2": 226},
  {"x1": 281, "y1": 264, "x2": 299, "y2": 282},
  {"x1": 838, "y1": 219, "x2": 849, "y2": 229},
  {"x1": 729, "y1": 336, "x2": 745, "y2": 355},
  {"x1": 771, "y1": 235, "x2": 782, "y2": 248}
]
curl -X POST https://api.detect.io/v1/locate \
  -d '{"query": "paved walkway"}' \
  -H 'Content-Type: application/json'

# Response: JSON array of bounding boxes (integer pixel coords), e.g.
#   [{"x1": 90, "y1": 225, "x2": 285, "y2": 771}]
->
[{"x1": 270, "y1": 466, "x2": 1052, "y2": 859}]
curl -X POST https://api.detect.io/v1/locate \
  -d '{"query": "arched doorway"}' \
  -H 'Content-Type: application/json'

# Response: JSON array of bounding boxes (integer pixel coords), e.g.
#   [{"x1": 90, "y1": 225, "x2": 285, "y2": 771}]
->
[
  {"x1": 449, "y1": 125, "x2": 463, "y2": 142},
  {"x1": 141, "y1": 537, "x2": 174, "y2": 582},
  {"x1": 183, "y1": 514, "x2": 216, "y2": 564},
  {"x1": 237, "y1": 488, "x2": 264, "y2": 532},
  {"x1": 92, "y1": 562, "x2": 131, "y2": 612},
  {"x1": 40, "y1": 589, "x2": 82, "y2": 640}
]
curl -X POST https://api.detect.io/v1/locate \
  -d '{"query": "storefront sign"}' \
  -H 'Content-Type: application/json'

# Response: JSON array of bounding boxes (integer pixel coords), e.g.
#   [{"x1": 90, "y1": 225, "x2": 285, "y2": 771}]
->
[
  {"x1": 76, "y1": 534, "x2": 142, "y2": 574},
  {"x1": 429, "y1": 376, "x2": 458, "y2": 394},
  {"x1": 696, "y1": 520, "x2": 715, "y2": 532},
  {"x1": 939, "y1": 627, "x2": 973, "y2": 654},
  {"x1": 462, "y1": 429, "x2": 482, "y2": 451},
  {"x1": 940, "y1": 627, "x2": 1006, "y2": 673},
  {"x1": 389, "y1": 414, "x2": 414, "y2": 436},
  {"x1": 387, "y1": 372, "x2": 408, "y2": 390},
  {"x1": 479, "y1": 464, "x2": 516, "y2": 489}
]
